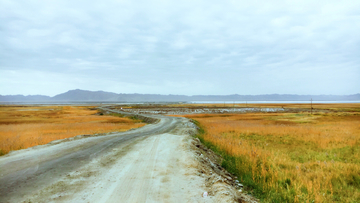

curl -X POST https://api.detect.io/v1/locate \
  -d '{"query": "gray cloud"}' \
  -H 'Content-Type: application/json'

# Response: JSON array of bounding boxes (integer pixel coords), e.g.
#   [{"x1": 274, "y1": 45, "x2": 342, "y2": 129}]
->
[{"x1": 0, "y1": 0, "x2": 359, "y2": 96}]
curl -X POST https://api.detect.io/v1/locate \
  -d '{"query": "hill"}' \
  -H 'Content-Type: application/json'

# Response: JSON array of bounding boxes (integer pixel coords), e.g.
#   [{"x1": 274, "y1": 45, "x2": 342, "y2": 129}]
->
[{"x1": 1, "y1": 89, "x2": 359, "y2": 102}]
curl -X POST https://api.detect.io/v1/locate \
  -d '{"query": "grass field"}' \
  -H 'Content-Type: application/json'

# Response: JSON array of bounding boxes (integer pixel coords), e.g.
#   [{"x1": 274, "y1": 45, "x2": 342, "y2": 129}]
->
[
  {"x1": 182, "y1": 103, "x2": 360, "y2": 202},
  {"x1": 170, "y1": 102, "x2": 360, "y2": 111},
  {"x1": 0, "y1": 105, "x2": 145, "y2": 155}
]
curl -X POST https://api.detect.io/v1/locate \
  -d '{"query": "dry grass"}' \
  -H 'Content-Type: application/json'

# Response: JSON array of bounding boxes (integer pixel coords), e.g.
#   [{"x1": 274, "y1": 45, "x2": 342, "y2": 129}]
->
[
  {"x1": 0, "y1": 105, "x2": 145, "y2": 155},
  {"x1": 183, "y1": 106, "x2": 360, "y2": 202},
  {"x1": 170, "y1": 102, "x2": 360, "y2": 111}
]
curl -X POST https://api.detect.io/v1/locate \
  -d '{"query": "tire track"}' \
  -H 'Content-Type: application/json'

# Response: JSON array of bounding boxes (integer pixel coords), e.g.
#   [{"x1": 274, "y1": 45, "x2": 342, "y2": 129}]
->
[{"x1": 0, "y1": 107, "x2": 182, "y2": 203}]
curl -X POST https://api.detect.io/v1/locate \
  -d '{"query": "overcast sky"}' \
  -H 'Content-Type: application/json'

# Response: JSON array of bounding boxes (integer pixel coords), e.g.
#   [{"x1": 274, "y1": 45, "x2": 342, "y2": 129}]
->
[{"x1": 1, "y1": 0, "x2": 359, "y2": 96}]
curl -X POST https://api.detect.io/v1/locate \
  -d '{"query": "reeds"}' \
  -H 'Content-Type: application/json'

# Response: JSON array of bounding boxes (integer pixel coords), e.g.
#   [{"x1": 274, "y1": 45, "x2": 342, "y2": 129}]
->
[
  {"x1": 0, "y1": 106, "x2": 145, "y2": 155},
  {"x1": 186, "y1": 111, "x2": 360, "y2": 202}
]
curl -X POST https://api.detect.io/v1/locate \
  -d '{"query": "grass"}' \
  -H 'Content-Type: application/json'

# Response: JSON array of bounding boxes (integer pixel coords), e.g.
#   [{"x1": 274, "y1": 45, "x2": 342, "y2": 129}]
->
[
  {"x1": 0, "y1": 105, "x2": 145, "y2": 155},
  {"x1": 181, "y1": 104, "x2": 360, "y2": 202},
  {"x1": 169, "y1": 102, "x2": 360, "y2": 112}
]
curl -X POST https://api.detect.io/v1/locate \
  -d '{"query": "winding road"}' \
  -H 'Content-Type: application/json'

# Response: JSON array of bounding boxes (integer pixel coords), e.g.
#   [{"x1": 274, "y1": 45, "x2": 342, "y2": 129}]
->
[{"x1": 0, "y1": 107, "x2": 194, "y2": 202}]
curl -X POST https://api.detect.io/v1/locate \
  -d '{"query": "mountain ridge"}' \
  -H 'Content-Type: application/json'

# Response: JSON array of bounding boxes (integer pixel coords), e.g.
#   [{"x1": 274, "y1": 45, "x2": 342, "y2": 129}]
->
[{"x1": 1, "y1": 89, "x2": 359, "y2": 102}]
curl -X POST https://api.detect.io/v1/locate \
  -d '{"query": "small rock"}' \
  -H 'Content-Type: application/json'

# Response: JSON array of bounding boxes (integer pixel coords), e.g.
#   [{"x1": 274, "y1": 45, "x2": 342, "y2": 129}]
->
[{"x1": 225, "y1": 175, "x2": 232, "y2": 181}]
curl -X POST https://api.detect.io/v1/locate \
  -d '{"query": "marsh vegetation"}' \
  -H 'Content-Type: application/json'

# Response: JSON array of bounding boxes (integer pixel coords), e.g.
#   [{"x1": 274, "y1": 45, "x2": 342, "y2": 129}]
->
[
  {"x1": 183, "y1": 104, "x2": 360, "y2": 202},
  {"x1": 0, "y1": 105, "x2": 145, "y2": 155}
]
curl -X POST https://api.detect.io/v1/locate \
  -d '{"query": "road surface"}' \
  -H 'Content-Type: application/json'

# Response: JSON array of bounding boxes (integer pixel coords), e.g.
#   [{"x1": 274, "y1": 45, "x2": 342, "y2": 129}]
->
[{"x1": 0, "y1": 107, "x2": 243, "y2": 202}]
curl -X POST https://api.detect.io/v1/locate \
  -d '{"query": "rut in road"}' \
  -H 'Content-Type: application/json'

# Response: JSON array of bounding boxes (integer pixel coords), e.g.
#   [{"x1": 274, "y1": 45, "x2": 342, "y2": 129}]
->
[
  {"x1": 17, "y1": 128, "x2": 215, "y2": 202},
  {"x1": 0, "y1": 108, "x2": 178, "y2": 202},
  {"x1": 0, "y1": 108, "x2": 248, "y2": 202}
]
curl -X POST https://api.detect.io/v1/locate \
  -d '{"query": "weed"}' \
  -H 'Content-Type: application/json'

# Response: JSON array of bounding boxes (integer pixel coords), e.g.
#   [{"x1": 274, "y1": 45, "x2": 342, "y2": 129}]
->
[
  {"x1": 186, "y1": 110, "x2": 360, "y2": 202},
  {"x1": 0, "y1": 106, "x2": 145, "y2": 155}
]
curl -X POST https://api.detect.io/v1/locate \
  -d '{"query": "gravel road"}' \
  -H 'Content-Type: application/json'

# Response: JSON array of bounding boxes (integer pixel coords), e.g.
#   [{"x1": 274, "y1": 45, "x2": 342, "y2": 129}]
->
[{"x1": 0, "y1": 107, "x2": 247, "y2": 202}]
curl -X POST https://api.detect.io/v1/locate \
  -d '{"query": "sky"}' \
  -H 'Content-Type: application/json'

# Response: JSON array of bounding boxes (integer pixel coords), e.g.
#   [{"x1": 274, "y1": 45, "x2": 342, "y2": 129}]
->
[{"x1": 0, "y1": 0, "x2": 359, "y2": 96}]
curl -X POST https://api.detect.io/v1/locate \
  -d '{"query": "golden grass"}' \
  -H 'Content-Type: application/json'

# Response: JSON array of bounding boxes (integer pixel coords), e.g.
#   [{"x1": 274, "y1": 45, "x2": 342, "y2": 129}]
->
[
  {"x1": 183, "y1": 109, "x2": 360, "y2": 202},
  {"x1": 170, "y1": 102, "x2": 360, "y2": 111},
  {"x1": 0, "y1": 106, "x2": 145, "y2": 155}
]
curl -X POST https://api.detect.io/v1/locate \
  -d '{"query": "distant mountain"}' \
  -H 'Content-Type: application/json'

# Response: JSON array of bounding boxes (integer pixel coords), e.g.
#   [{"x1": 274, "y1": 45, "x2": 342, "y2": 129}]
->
[
  {"x1": 0, "y1": 94, "x2": 51, "y2": 102},
  {"x1": 52, "y1": 89, "x2": 119, "y2": 101},
  {"x1": 0, "y1": 90, "x2": 359, "y2": 102}
]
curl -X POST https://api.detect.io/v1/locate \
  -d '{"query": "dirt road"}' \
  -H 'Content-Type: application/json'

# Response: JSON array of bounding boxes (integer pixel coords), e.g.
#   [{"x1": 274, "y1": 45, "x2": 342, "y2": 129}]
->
[{"x1": 0, "y1": 107, "x2": 249, "y2": 202}]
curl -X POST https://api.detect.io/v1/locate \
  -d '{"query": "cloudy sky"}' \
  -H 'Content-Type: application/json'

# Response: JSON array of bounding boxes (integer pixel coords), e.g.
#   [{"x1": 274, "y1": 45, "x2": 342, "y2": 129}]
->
[{"x1": 1, "y1": 0, "x2": 359, "y2": 96}]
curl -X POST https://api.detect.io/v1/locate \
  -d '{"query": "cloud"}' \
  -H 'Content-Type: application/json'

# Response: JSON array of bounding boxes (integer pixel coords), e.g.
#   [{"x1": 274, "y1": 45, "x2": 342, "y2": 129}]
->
[{"x1": 0, "y1": 0, "x2": 359, "y2": 95}]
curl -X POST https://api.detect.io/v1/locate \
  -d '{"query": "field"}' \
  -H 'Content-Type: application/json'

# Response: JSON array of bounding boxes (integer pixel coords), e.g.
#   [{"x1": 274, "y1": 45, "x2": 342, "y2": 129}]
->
[
  {"x1": 182, "y1": 104, "x2": 360, "y2": 202},
  {"x1": 169, "y1": 102, "x2": 360, "y2": 111},
  {"x1": 0, "y1": 105, "x2": 145, "y2": 155}
]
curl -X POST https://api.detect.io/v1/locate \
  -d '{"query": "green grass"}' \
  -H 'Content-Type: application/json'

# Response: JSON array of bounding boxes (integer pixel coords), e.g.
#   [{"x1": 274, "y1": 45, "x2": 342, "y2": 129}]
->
[{"x1": 106, "y1": 112, "x2": 143, "y2": 123}]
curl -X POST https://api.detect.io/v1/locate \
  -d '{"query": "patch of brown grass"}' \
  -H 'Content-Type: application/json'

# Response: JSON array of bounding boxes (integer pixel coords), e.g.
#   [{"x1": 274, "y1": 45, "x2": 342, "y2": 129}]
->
[
  {"x1": 170, "y1": 102, "x2": 360, "y2": 111},
  {"x1": 0, "y1": 106, "x2": 145, "y2": 155},
  {"x1": 183, "y1": 110, "x2": 360, "y2": 202}
]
